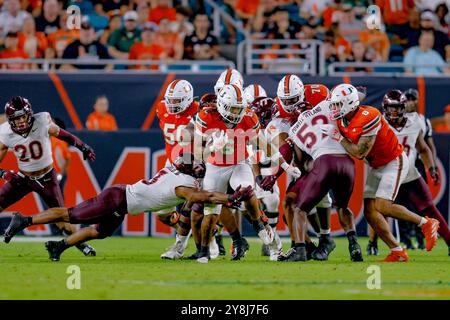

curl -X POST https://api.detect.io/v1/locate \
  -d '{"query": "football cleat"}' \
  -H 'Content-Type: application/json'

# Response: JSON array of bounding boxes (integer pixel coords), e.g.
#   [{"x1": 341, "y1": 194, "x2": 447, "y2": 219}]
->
[
  {"x1": 4, "y1": 212, "x2": 30, "y2": 243},
  {"x1": 187, "y1": 250, "x2": 202, "y2": 260},
  {"x1": 366, "y1": 240, "x2": 379, "y2": 256},
  {"x1": 215, "y1": 235, "x2": 226, "y2": 256},
  {"x1": 161, "y1": 240, "x2": 184, "y2": 260},
  {"x1": 305, "y1": 241, "x2": 317, "y2": 260},
  {"x1": 349, "y1": 240, "x2": 363, "y2": 262},
  {"x1": 231, "y1": 238, "x2": 248, "y2": 261},
  {"x1": 75, "y1": 243, "x2": 96, "y2": 257},
  {"x1": 45, "y1": 240, "x2": 67, "y2": 262},
  {"x1": 381, "y1": 248, "x2": 409, "y2": 262},
  {"x1": 420, "y1": 217, "x2": 439, "y2": 251},
  {"x1": 279, "y1": 247, "x2": 306, "y2": 262},
  {"x1": 268, "y1": 232, "x2": 283, "y2": 261},
  {"x1": 320, "y1": 235, "x2": 336, "y2": 256}
]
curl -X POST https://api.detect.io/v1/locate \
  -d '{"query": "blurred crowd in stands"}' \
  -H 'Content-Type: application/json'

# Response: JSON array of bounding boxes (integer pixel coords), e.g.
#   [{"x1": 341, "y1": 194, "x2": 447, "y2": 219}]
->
[{"x1": 0, "y1": 0, "x2": 448, "y2": 74}]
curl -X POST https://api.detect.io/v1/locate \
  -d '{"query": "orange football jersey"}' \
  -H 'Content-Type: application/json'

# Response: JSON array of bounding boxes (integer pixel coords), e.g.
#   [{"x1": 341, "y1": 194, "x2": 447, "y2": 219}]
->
[
  {"x1": 337, "y1": 106, "x2": 403, "y2": 168},
  {"x1": 156, "y1": 100, "x2": 199, "y2": 163},
  {"x1": 195, "y1": 109, "x2": 260, "y2": 166},
  {"x1": 275, "y1": 83, "x2": 329, "y2": 119}
]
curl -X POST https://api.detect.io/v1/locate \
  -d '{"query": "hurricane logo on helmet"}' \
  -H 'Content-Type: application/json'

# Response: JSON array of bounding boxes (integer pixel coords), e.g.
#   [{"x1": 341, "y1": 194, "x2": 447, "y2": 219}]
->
[
  {"x1": 217, "y1": 84, "x2": 246, "y2": 124},
  {"x1": 276, "y1": 74, "x2": 305, "y2": 113},
  {"x1": 329, "y1": 83, "x2": 360, "y2": 120}
]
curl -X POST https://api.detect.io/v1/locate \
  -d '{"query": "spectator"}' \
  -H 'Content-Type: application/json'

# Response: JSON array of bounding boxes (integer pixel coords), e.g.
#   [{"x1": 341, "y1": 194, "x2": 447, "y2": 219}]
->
[
  {"x1": 18, "y1": 16, "x2": 48, "y2": 58},
  {"x1": 432, "y1": 104, "x2": 450, "y2": 133},
  {"x1": 376, "y1": 0, "x2": 415, "y2": 37},
  {"x1": 345, "y1": 40, "x2": 373, "y2": 72},
  {"x1": 272, "y1": 10, "x2": 300, "y2": 40},
  {"x1": 170, "y1": 6, "x2": 194, "y2": 40},
  {"x1": 183, "y1": 12, "x2": 219, "y2": 60},
  {"x1": 435, "y1": 3, "x2": 449, "y2": 35},
  {"x1": 148, "y1": 0, "x2": 176, "y2": 25},
  {"x1": 0, "y1": 0, "x2": 32, "y2": 35},
  {"x1": 299, "y1": 0, "x2": 332, "y2": 20},
  {"x1": 108, "y1": 10, "x2": 141, "y2": 59},
  {"x1": 35, "y1": 0, "x2": 61, "y2": 35},
  {"x1": 47, "y1": 12, "x2": 80, "y2": 58},
  {"x1": 129, "y1": 22, "x2": 166, "y2": 69},
  {"x1": 322, "y1": 0, "x2": 345, "y2": 28},
  {"x1": 338, "y1": 4, "x2": 365, "y2": 42},
  {"x1": 153, "y1": 18, "x2": 183, "y2": 60},
  {"x1": 93, "y1": 0, "x2": 129, "y2": 14},
  {"x1": 330, "y1": 21, "x2": 352, "y2": 61},
  {"x1": 403, "y1": 32, "x2": 448, "y2": 75},
  {"x1": 137, "y1": 5, "x2": 150, "y2": 28},
  {"x1": 86, "y1": 95, "x2": 118, "y2": 131},
  {"x1": 359, "y1": 23, "x2": 390, "y2": 61},
  {"x1": 99, "y1": 10, "x2": 122, "y2": 45},
  {"x1": 62, "y1": 20, "x2": 111, "y2": 70},
  {"x1": 0, "y1": 31, "x2": 29, "y2": 70},
  {"x1": 323, "y1": 30, "x2": 339, "y2": 64},
  {"x1": 51, "y1": 117, "x2": 72, "y2": 188},
  {"x1": 407, "y1": 11, "x2": 450, "y2": 60}
]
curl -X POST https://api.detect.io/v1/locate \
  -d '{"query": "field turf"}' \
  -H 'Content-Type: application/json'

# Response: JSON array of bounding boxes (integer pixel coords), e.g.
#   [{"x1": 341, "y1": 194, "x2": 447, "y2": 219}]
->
[{"x1": 0, "y1": 236, "x2": 449, "y2": 300}]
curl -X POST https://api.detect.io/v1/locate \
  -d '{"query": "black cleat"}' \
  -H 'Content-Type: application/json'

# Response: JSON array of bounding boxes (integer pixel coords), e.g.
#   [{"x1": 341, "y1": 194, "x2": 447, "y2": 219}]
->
[
  {"x1": 305, "y1": 241, "x2": 317, "y2": 260},
  {"x1": 75, "y1": 243, "x2": 96, "y2": 256},
  {"x1": 4, "y1": 212, "x2": 30, "y2": 243},
  {"x1": 186, "y1": 250, "x2": 202, "y2": 260},
  {"x1": 279, "y1": 247, "x2": 306, "y2": 262},
  {"x1": 366, "y1": 240, "x2": 379, "y2": 256},
  {"x1": 231, "y1": 238, "x2": 248, "y2": 261},
  {"x1": 261, "y1": 244, "x2": 270, "y2": 256},
  {"x1": 349, "y1": 241, "x2": 363, "y2": 262},
  {"x1": 311, "y1": 246, "x2": 329, "y2": 261},
  {"x1": 215, "y1": 235, "x2": 226, "y2": 256},
  {"x1": 321, "y1": 235, "x2": 336, "y2": 256},
  {"x1": 45, "y1": 240, "x2": 67, "y2": 261}
]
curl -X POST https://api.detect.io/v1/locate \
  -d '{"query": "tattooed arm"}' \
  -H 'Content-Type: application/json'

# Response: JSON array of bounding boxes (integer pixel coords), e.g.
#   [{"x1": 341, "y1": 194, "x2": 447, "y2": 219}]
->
[{"x1": 340, "y1": 135, "x2": 376, "y2": 160}]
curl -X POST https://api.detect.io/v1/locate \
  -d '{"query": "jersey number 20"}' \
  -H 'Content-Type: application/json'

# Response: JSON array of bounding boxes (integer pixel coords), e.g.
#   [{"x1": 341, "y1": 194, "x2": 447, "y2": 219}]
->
[{"x1": 15, "y1": 141, "x2": 43, "y2": 162}]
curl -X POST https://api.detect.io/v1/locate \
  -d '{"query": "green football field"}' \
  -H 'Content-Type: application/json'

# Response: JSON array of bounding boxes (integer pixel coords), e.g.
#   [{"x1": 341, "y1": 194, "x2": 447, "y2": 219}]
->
[{"x1": 0, "y1": 236, "x2": 449, "y2": 300}]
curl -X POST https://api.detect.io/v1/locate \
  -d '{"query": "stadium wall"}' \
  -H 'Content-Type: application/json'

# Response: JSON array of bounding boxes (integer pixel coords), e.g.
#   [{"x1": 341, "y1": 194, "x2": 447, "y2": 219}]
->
[{"x1": 0, "y1": 74, "x2": 448, "y2": 237}]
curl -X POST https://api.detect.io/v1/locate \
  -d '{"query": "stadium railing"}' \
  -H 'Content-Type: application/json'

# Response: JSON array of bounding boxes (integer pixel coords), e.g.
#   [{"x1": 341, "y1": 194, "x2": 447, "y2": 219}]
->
[
  {"x1": 0, "y1": 59, "x2": 236, "y2": 74},
  {"x1": 237, "y1": 39, "x2": 326, "y2": 76},
  {"x1": 328, "y1": 62, "x2": 450, "y2": 77}
]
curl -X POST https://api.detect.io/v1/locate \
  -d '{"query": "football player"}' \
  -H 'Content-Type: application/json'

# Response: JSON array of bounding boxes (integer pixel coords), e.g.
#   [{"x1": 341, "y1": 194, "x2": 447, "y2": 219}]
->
[
  {"x1": 0, "y1": 96, "x2": 96, "y2": 257},
  {"x1": 322, "y1": 84, "x2": 440, "y2": 262},
  {"x1": 4, "y1": 153, "x2": 253, "y2": 261},
  {"x1": 250, "y1": 96, "x2": 283, "y2": 260},
  {"x1": 382, "y1": 90, "x2": 450, "y2": 255},
  {"x1": 193, "y1": 84, "x2": 288, "y2": 263},
  {"x1": 156, "y1": 79, "x2": 200, "y2": 260},
  {"x1": 243, "y1": 83, "x2": 267, "y2": 107},
  {"x1": 260, "y1": 100, "x2": 363, "y2": 262}
]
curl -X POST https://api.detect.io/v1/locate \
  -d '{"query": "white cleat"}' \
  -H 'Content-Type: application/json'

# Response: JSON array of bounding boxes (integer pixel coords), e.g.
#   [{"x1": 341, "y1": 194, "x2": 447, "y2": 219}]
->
[
  {"x1": 209, "y1": 237, "x2": 219, "y2": 259},
  {"x1": 160, "y1": 240, "x2": 184, "y2": 260},
  {"x1": 197, "y1": 256, "x2": 209, "y2": 264},
  {"x1": 268, "y1": 231, "x2": 283, "y2": 261},
  {"x1": 258, "y1": 225, "x2": 274, "y2": 246}
]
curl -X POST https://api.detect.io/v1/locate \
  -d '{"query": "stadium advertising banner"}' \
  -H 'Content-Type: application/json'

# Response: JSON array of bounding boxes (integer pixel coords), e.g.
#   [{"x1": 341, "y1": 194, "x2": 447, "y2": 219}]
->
[{"x1": 0, "y1": 131, "x2": 448, "y2": 238}]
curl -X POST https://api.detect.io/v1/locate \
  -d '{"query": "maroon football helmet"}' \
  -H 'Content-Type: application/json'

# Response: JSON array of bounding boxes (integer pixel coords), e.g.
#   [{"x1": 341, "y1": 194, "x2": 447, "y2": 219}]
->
[
  {"x1": 5, "y1": 96, "x2": 34, "y2": 135},
  {"x1": 173, "y1": 152, "x2": 206, "y2": 179},
  {"x1": 250, "y1": 97, "x2": 277, "y2": 128},
  {"x1": 382, "y1": 89, "x2": 406, "y2": 125}
]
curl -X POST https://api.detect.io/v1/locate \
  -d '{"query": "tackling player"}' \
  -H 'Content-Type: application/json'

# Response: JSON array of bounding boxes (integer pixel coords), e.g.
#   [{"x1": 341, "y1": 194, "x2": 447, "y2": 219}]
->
[
  {"x1": 382, "y1": 90, "x2": 450, "y2": 256},
  {"x1": 4, "y1": 153, "x2": 253, "y2": 261},
  {"x1": 322, "y1": 84, "x2": 440, "y2": 262},
  {"x1": 0, "y1": 96, "x2": 96, "y2": 257}
]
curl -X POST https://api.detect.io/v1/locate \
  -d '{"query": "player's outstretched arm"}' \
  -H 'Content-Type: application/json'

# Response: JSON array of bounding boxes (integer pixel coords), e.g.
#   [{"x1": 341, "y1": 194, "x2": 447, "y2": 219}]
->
[
  {"x1": 340, "y1": 135, "x2": 376, "y2": 160},
  {"x1": 175, "y1": 186, "x2": 253, "y2": 208},
  {"x1": 48, "y1": 123, "x2": 96, "y2": 161}
]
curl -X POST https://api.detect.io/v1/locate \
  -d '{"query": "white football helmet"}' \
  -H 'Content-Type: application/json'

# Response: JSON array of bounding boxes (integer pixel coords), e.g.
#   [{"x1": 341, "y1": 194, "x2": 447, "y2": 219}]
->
[
  {"x1": 276, "y1": 74, "x2": 305, "y2": 113},
  {"x1": 329, "y1": 83, "x2": 360, "y2": 120},
  {"x1": 217, "y1": 84, "x2": 246, "y2": 124},
  {"x1": 243, "y1": 84, "x2": 267, "y2": 106},
  {"x1": 214, "y1": 68, "x2": 244, "y2": 95},
  {"x1": 164, "y1": 79, "x2": 194, "y2": 114}
]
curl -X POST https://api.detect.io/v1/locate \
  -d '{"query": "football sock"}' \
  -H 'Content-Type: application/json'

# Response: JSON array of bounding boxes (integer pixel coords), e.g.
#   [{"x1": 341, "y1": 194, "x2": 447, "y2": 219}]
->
[
  {"x1": 294, "y1": 243, "x2": 306, "y2": 248},
  {"x1": 291, "y1": 240, "x2": 295, "y2": 248},
  {"x1": 265, "y1": 211, "x2": 279, "y2": 229},
  {"x1": 346, "y1": 230, "x2": 357, "y2": 243},
  {"x1": 391, "y1": 246, "x2": 403, "y2": 252},
  {"x1": 229, "y1": 230, "x2": 242, "y2": 242}
]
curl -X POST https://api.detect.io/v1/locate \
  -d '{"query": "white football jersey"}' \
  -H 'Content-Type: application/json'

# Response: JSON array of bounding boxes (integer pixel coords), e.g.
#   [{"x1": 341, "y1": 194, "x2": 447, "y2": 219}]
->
[
  {"x1": 0, "y1": 112, "x2": 53, "y2": 172},
  {"x1": 389, "y1": 112, "x2": 421, "y2": 183},
  {"x1": 126, "y1": 166, "x2": 197, "y2": 214},
  {"x1": 265, "y1": 117, "x2": 291, "y2": 142},
  {"x1": 289, "y1": 101, "x2": 346, "y2": 160}
]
